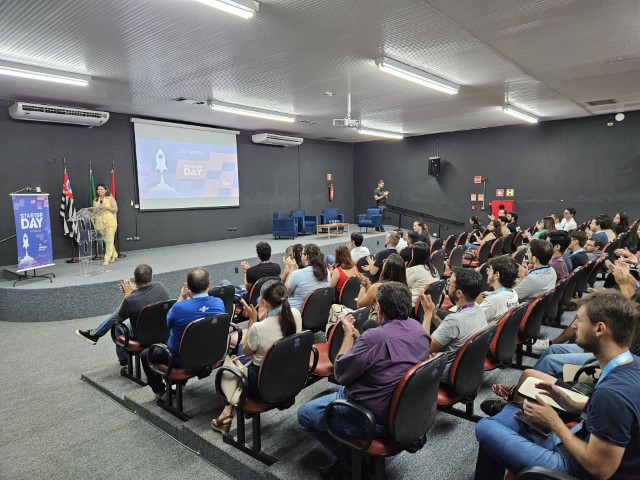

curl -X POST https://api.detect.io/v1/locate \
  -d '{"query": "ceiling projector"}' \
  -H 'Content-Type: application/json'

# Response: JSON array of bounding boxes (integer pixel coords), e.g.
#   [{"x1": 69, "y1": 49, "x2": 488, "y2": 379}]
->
[{"x1": 332, "y1": 117, "x2": 359, "y2": 127}]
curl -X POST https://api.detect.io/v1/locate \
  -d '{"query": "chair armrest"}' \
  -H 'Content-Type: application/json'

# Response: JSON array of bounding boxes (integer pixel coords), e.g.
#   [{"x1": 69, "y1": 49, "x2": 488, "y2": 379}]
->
[
  {"x1": 309, "y1": 345, "x2": 319, "y2": 373},
  {"x1": 110, "y1": 322, "x2": 131, "y2": 347},
  {"x1": 516, "y1": 466, "x2": 579, "y2": 480},
  {"x1": 305, "y1": 215, "x2": 318, "y2": 223},
  {"x1": 357, "y1": 214, "x2": 366, "y2": 222},
  {"x1": 324, "y1": 399, "x2": 376, "y2": 452},
  {"x1": 337, "y1": 214, "x2": 345, "y2": 222},
  {"x1": 320, "y1": 214, "x2": 327, "y2": 224},
  {"x1": 573, "y1": 356, "x2": 599, "y2": 382},
  {"x1": 148, "y1": 343, "x2": 174, "y2": 376},
  {"x1": 230, "y1": 322, "x2": 243, "y2": 345},
  {"x1": 371, "y1": 214, "x2": 382, "y2": 221},
  {"x1": 214, "y1": 365, "x2": 250, "y2": 407}
]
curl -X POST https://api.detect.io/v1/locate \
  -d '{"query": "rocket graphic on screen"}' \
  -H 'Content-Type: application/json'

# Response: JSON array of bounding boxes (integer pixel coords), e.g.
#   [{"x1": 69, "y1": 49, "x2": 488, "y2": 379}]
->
[
  {"x1": 148, "y1": 148, "x2": 178, "y2": 197},
  {"x1": 155, "y1": 148, "x2": 167, "y2": 183}
]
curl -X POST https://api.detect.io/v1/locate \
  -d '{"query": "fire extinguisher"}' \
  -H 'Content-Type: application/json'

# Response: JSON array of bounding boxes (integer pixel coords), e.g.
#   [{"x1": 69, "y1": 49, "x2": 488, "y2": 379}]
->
[{"x1": 328, "y1": 183, "x2": 334, "y2": 201}]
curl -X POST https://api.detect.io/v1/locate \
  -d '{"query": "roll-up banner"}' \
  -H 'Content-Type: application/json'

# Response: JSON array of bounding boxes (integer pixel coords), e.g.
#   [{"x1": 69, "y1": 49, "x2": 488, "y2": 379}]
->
[{"x1": 11, "y1": 193, "x2": 54, "y2": 272}]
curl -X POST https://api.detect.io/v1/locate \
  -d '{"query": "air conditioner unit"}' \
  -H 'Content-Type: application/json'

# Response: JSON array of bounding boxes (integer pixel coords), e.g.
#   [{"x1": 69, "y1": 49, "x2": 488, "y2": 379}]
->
[
  {"x1": 8, "y1": 102, "x2": 109, "y2": 127},
  {"x1": 251, "y1": 132, "x2": 303, "y2": 147}
]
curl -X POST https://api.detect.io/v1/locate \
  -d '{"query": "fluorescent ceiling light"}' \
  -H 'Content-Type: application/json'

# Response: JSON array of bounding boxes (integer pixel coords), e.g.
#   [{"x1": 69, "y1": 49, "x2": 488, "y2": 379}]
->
[
  {"x1": 208, "y1": 100, "x2": 295, "y2": 123},
  {"x1": 0, "y1": 60, "x2": 89, "y2": 87},
  {"x1": 192, "y1": 0, "x2": 259, "y2": 19},
  {"x1": 357, "y1": 127, "x2": 404, "y2": 140},
  {"x1": 375, "y1": 57, "x2": 460, "y2": 95},
  {"x1": 502, "y1": 104, "x2": 539, "y2": 124}
]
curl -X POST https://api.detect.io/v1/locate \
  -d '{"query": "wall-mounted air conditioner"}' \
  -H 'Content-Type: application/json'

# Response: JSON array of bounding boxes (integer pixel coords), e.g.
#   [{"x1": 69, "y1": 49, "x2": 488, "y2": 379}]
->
[
  {"x1": 8, "y1": 102, "x2": 110, "y2": 127},
  {"x1": 251, "y1": 132, "x2": 303, "y2": 147}
]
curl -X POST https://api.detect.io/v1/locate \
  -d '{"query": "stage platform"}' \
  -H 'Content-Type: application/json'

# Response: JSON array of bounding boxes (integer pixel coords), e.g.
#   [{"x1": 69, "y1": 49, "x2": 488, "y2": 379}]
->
[{"x1": 0, "y1": 228, "x2": 389, "y2": 322}]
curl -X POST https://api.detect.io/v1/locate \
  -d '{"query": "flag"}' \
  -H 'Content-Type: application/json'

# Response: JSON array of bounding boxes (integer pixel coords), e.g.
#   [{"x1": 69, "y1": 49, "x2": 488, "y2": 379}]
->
[
  {"x1": 60, "y1": 167, "x2": 79, "y2": 241},
  {"x1": 88, "y1": 164, "x2": 96, "y2": 206},
  {"x1": 110, "y1": 166, "x2": 117, "y2": 200}
]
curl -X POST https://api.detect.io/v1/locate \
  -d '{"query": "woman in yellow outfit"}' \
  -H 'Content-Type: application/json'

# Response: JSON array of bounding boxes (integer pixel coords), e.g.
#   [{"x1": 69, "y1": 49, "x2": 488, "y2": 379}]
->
[{"x1": 93, "y1": 184, "x2": 118, "y2": 266}]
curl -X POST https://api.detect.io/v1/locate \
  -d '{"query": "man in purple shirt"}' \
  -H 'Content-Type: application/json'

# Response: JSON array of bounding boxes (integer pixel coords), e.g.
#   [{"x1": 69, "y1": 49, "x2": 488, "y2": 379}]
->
[{"x1": 298, "y1": 281, "x2": 430, "y2": 479}]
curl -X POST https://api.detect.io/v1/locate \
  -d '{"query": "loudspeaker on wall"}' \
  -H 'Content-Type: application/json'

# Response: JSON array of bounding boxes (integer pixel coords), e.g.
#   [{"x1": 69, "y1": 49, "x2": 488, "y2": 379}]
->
[{"x1": 428, "y1": 157, "x2": 441, "y2": 177}]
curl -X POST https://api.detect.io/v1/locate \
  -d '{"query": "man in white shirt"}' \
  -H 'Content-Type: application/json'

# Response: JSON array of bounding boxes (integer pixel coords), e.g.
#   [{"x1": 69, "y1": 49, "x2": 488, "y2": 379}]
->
[
  {"x1": 559, "y1": 207, "x2": 577, "y2": 231},
  {"x1": 478, "y1": 255, "x2": 519, "y2": 324},
  {"x1": 348, "y1": 232, "x2": 370, "y2": 262}
]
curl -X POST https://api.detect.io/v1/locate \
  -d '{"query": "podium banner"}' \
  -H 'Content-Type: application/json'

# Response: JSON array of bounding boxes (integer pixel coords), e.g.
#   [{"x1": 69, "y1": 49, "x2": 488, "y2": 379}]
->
[{"x1": 11, "y1": 193, "x2": 54, "y2": 272}]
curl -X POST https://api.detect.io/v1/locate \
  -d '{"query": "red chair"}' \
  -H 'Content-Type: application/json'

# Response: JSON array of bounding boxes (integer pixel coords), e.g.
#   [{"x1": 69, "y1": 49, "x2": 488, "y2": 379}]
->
[
  {"x1": 462, "y1": 240, "x2": 492, "y2": 268},
  {"x1": 442, "y1": 234, "x2": 456, "y2": 258},
  {"x1": 338, "y1": 276, "x2": 360, "y2": 310},
  {"x1": 489, "y1": 237, "x2": 506, "y2": 259},
  {"x1": 513, "y1": 291, "x2": 555, "y2": 368},
  {"x1": 300, "y1": 287, "x2": 335, "y2": 333},
  {"x1": 484, "y1": 303, "x2": 528, "y2": 371},
  {"x1": 444, "y1": 246, "x2": 464, "y2": 278},
  {"x1": 512, "y1": 248, "x2": 527, "y2": 265},
  {"x1": 430, "y1": 249, "x2": 445, "y2": 278},
  {"x1": 455, "y1": 232, "x2": 468, "y2": 247},
  {"x1": 111, "y1": 299, "x2": 176, "y2": 386},
  {"x1": 542, "y1": 277, "x2": 570, "y2": 328},
  {"x1": 437, "y1": 325, "x2": 497, "y2": 420},
  {"x1": 214, "y1": 331, "x2": 317, "y2": 465},
  {"x1": 324, "y1": 353, "x2": 447, "y2": 480},
  {"x1": 414, "y1": 279, "x2": 447, "y2": 321},
  {"x1": 149, "y1": 314, "x2": 233, "y2": 420}
]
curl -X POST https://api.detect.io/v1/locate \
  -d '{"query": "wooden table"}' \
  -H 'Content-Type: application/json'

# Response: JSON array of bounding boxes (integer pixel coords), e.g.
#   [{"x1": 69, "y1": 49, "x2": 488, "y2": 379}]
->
[{"x1": 316, "y1": 222, "x2": 349, "y2": 239}]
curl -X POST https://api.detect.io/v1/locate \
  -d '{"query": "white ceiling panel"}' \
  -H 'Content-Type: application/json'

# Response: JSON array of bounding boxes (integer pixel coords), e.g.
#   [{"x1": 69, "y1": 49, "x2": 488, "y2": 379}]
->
[{"x1": 0, "y1": 0, "x2": 637, "y2": 142}]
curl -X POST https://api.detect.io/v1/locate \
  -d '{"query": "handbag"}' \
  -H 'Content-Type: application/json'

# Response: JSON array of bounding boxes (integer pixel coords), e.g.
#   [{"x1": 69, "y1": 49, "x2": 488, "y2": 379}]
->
[
  {"x1": 327, "y1": 303, "x2": 353, "y2": 330},
  {"x1": 463, "y1": 248, "x2": 476, "y2": 260},
  {"x1": 219, "y1": 355, "x2": 249, "y2": 406}
]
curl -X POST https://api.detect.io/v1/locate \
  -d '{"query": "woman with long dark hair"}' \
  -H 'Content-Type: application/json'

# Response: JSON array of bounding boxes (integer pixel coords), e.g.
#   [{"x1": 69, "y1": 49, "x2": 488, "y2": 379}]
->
[
  {"x1": 466, "y1": 220, "x2": 502, "y2": 249},
  {"x1": 211, "y1": 280, "x2": 301, "y2": 433},
  {"x1": 406, "y1": 242, "x2": 440, "y2": 305},
  {"x1": 283, "y1": 243, "x2": 330, "y2": 310},
  {"x1": 413, "y1": 220, "x2": 431, "y2": 244},
  {"x1": 613, "y1": 212, "x2": 630, "y2": 235},
  {"x1": 93, "y1": 183, "x2": 118, "y2": 266},
  {"x1": 356, "y1": 254, "x2": 407, "y2": 319}
]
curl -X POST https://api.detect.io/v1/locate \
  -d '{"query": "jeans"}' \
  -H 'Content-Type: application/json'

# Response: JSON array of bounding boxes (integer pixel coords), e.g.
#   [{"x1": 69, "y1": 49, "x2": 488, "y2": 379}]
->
[
  {"x1": 465, "y1": 242, "x2": 480, "y2": 249},
  {"x1": 91, "y1": 309, "x2": 129, "y2": 363},
  {"x1": 297, "y1": 386, "x2": 388, "y2": 466},
  {"x1": 533, "y1": 344, "x2": 590, "y2": 378},
  {"x1": 474, "y1": 404, "x2": 573, "y2": 480}
]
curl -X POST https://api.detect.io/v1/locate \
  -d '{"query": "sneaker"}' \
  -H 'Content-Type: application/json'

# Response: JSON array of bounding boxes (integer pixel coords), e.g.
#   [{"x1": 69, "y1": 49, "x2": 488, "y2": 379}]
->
[
  {"x1": 76, "y1": 329, "x2": 99, "y2": 345},
  {"x1": 491, "y1": 383, "x2": 515, "y2": 401},
  {"x1": 531, "y1": 338, "x2": 550, "y2": 355},
  {"x1": 480, "y1": 399, "x2": 508, "y2": 416}
]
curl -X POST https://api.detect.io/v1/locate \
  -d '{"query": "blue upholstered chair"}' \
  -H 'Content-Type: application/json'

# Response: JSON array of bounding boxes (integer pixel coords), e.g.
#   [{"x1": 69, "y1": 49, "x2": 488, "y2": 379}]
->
[
  {"x1": 273, "y1": 212, "x2": 298, "y2": 239},
  {"x1": 357, "y1": 208, "x2": 383, "y2": 232},
  {"x1": 290, "y1": 210, "x2": 318, "y2": 235},
  {"x1": 320, "y1": 208, "x2": 345, "y2": 224}
]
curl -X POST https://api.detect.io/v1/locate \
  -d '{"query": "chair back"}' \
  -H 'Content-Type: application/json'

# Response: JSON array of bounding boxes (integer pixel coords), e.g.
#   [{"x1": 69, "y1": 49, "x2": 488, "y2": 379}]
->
[
  {"x1": 430, "y1": 237, "x2": 443, "y2": 254},
  {"x1": 301, "y1": 287, "x2": 335, "y2": 332},
  {"x1": 512, "y1": 232, "x2": 523, "y2": 250},
  {"x1": 366, "y1": 208, "x2": 381, "y2": 219},
  {"x1": 135, "y1": 299, "x2": 176, "y2": 345},
  {"x1": 561, "y1": 266, "x2": 583, "y2": 309},
  {"x1": 512, "y1": 248, "x2": 527, "y2": 265},
  {"x1": 258, "y1": 330, "x2": 314, "y2": 403},
  {"x1": 490, "y1": 303, "x2": 528, "y2": 363},
  {"x1": 502, "y1": 233, "x2": 514, "y2": 254},
  {"x1": 424, "y1": 279, "x2": 447, "y2": 307},
  {"x1": 545, "y1": 277, "x2": 569, "y2": 322},
  {"x1": 208, "y1": 285, "x2": 235, "y2": 318},
  {"x1": 478, "y1": 262, "x2": 490, "y2": 292},
  {"x1": 247, "y1": 276, "x2": 280, "y2": 306},
  {"x1": 322, "y1": 208, "x2": 340, "y2": 222},
  {"x1": 490, "y1": 237, "x2": 506, "y2": 258},
  {"x1": 585, "y1": 256, "x2": 605, "y2": 288},
  {"x1": 430, "y1": 249, "x2": 445, "y2": 278},
  {"x1": 449, "y1": 325, "x2": 496, "y2": 397},
  {"x1": 179, "y1": 314, "x2": 231, "y2": 370},
  {"x1": 455, "y1": 232, "x2": 467, "y2": 247},
  {"x1": 476, "y1": 240, "x2": 493, "y2": 264},
  {"x1": 448, "y1": 246, "x2": 465, "y2": 271},
  {"x1": 338, "y1": 276, "x2": 360, "y2": 310},
  {"x1": 442, "y1": 234, "x2": 456, "y2": 257},
  {"x1": 389, "y1": 353, "x2": 447, "y2": 445},
  {"x1": 519, "y1": 290, "x2": 554, "y2": 340},
  {"x1": 328, "y1": 311, "x2": 367, "y2": 363},
  {"x1": 574, "y1": 260, "x2": 593, "y2": 297}
]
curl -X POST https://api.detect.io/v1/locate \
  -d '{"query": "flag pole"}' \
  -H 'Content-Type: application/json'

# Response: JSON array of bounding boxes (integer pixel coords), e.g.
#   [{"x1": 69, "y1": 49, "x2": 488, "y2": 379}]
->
[
  {"x1": 112, "y1": 160, "x2": 126, "y2": 258},
  {"x1": 63, "y1": 158, "x2": 79, "y2": 263}
]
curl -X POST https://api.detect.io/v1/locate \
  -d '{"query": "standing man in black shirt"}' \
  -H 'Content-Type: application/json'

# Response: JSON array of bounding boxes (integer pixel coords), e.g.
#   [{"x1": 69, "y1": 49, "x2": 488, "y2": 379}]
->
[{"x1": 373, "y1": 179, "x2": 389, "y2": 232}]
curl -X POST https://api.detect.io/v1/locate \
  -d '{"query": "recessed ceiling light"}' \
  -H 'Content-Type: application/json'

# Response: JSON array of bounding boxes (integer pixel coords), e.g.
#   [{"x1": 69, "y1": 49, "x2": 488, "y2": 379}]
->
[{"x1": 192, "y1": 0, "x2": 259, "y2": 19}]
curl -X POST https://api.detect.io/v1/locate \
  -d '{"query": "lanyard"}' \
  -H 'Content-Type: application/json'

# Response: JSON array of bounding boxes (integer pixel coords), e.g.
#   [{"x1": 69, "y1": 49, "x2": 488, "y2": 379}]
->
[
  {"x1": 528, "y1": 267, "x2": 551, "y2": 276},
  {"x1": 457, "y1": 303, "x2": 476, "y2": 312},
  {"x1": 267, "y1": 307, "x2": 282, "y2": 317},
  {"x1": 555, "y1": 350, "x2": 633, "y2": 444},
  {"x1": 572, "y1": 249, "x2": 584, "y2": 255},
  {"x1": 491, "y1": 287, "x2": 508, "y2": 296}
]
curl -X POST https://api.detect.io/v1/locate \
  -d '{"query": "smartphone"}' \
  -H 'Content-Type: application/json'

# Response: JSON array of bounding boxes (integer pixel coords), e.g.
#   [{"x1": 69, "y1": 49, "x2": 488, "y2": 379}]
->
[
  {"x1": 513, "y1": 411, "x2": 552, "y2": 437},
  {"x1": 571, "y1": 382, "x2": 594, "y2": 396}
]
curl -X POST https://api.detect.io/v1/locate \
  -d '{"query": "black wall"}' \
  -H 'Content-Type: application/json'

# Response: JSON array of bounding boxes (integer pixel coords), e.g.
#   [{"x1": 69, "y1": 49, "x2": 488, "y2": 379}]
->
[
  {"x1": 0, "y1": 99, "x2": 354, "y2": 266},
  {"x1": 354, "y1": 111, "x2": 640, "y2": 235}
]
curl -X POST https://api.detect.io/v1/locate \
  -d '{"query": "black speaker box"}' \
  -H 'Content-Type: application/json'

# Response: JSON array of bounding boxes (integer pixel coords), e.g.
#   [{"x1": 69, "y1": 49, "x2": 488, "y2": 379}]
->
[{"x1": 428, "y1": 157, "x2": 441, "y2": 177}]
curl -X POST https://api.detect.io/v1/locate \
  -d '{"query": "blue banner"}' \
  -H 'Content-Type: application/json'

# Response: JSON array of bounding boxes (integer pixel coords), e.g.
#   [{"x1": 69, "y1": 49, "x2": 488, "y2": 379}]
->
[{"x1": 11, "y1": 193, "x2": 54, "y2": 272}]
